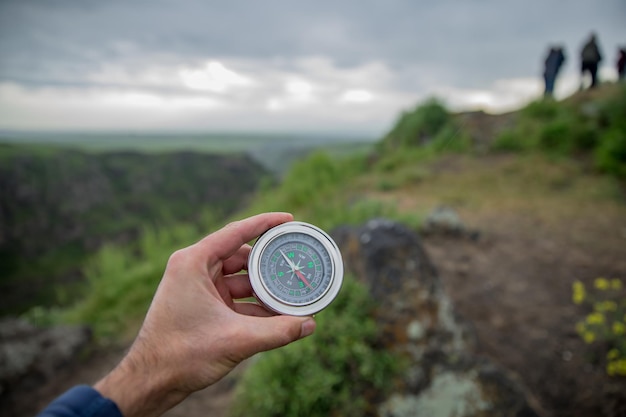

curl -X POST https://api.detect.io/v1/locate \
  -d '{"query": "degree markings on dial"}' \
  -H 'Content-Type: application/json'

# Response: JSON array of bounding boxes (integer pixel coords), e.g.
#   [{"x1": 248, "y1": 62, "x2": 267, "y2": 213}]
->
[{"x1": 260, "y1": 232, "x2": 331, "y2": 305}]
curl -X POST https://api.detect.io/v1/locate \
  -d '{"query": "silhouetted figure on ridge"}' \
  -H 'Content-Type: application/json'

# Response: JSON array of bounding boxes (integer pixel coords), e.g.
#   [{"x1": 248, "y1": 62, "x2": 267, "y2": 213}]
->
[
  {"x1": 617, "y1": 48, "x2": 626, "y2": 81},
  {"x1": 543, "y1": 46, "x2": 565, "y2": 97},
  {"x1": 580, "y1": 32, "x2": 603, "y2": 89}
]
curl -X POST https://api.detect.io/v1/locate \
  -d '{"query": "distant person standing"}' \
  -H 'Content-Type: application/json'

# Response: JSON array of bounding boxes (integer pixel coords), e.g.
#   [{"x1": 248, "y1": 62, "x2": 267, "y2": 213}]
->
[
  {"x1": 617, "y1": 48, "x2": 626, "y2": 81},
  {"x1": 543, "y1": 46, "x2": 566, "y2": 97},
  {"x1": 580, "y1": 32, "x2": 603, "y2": 88}
]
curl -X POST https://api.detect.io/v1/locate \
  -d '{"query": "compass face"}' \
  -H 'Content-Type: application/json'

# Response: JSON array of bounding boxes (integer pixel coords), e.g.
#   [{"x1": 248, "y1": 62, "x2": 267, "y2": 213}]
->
[
  {"x1": 248, "y1": 222, "x2": 343, "y2": 316},
  {"x1": 259, "y1": 232, "x2": 332, "y2": 305}
]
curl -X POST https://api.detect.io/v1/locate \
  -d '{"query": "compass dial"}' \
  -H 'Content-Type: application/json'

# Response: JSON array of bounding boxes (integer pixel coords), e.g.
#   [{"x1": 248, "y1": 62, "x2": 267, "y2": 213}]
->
[{"x1": 248, "y1": 222, "x2": 343, "y2": 316}]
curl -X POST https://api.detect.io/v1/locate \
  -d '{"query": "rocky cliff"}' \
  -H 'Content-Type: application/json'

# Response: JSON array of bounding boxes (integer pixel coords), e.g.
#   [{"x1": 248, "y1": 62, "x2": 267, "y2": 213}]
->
[{"x1": 0, "y1": 144, "x2": 268, "y2": 314}]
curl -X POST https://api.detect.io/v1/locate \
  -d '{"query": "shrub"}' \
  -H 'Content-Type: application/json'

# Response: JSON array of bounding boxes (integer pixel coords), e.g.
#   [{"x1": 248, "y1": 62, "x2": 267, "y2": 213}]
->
[
  {"x1": 491, "y1": 87, "x2": 624, "y2": 171},
  {"x1": 431, "y1": 124, "x2": 472, "y2": 153},
  {"x1": 24, "y1": 217, "x2": 218, "y2": 340},
  {"x1": 594, "y1": 129, "x2": 626, "y2": 179},
  {"x1": 280, "y1": 151, "x2": 341, "y2": 207},
  {"x1": 491, "y1": 131, "x2": 528, "y2": 152},
  {"x1": 381, "y1": 98, "x2": 452, "y2": 150},
  {"x1": 521, "y1": 99, "x2": 561, "y2": 120}
]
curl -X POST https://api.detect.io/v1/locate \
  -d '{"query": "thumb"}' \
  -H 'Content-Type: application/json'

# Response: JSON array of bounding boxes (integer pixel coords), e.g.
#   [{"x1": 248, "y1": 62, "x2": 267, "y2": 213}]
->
[{"x1": 237, "y1": 315, "x2": 316, "y2": 357}]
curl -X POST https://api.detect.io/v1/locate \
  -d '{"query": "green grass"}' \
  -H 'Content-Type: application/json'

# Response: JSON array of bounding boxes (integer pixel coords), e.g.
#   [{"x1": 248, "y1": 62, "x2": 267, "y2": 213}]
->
[
  {"x1": 230, "y1": 276, "x2": 400, "y2": 417},
  {"x1": 24, "y1": 219, "x2": 217, "y2": 339}
]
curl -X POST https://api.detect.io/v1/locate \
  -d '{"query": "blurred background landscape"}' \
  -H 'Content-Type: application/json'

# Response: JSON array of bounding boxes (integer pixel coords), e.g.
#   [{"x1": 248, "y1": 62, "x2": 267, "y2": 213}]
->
[{"x1": 1, "y1": 1, "x2": 625, "y2": 417}]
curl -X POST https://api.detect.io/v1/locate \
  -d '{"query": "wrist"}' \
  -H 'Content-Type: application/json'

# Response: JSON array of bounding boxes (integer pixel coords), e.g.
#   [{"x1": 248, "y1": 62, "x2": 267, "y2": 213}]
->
[{"x1": 94, "y1": 347, "x2": 187, "y2": 417}]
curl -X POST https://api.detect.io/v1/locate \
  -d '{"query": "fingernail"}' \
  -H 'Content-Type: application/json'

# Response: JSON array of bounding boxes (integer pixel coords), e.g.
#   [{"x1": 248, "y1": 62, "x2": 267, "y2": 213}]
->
[{"x1": 300, "y1": 318, "x2": 316, "y2": 338}]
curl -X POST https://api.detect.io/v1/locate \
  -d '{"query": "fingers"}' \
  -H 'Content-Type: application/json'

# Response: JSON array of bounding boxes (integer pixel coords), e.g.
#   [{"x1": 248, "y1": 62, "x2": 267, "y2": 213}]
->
[
  {"x1": 233, "y1": 302, "x2": 276, "y2": 317},
  {"x1": 221, "y1": 244, "x2": 252, "y2": 275},
  {"x1": 223, "y1": 273, "x2": 254, "y2": 299},
  {"x1": 198, "y1": 213, "x2": 293, "y2": 265},
  {"x1": 234, "y1": 315, "x2": 316, "y2": 358}
]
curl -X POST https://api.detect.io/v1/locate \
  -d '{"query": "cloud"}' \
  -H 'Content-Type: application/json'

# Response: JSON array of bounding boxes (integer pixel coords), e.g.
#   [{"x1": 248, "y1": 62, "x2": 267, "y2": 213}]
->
[
  {"x1": 0, "y1": 82, "x2": 226, "y2": 131},
  {"x1": 0, "y1": 0, "x2": 624, "y2": 132},
  {"x1": 179, "y1": 61, "x2": 253, "y2": 93},
  {"x1": 0, "y1": 57, "x2": 420, "y2": 133},
  {"x1": 340, "y1": 89, "x2": 374, "y2": 104},
  {"x1": 436, "y1": 78, "x2": 543, "y2": 113}
]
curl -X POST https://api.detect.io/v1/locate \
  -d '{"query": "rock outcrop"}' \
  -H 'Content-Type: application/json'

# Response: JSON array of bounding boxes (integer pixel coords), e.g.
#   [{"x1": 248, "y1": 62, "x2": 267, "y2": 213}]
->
[
  {"x1": 0, "y1": 318, "x2": 91, "y2": 408},
  {"x1": 333, "y1": 219, "x2": 538, "y2": 417}
]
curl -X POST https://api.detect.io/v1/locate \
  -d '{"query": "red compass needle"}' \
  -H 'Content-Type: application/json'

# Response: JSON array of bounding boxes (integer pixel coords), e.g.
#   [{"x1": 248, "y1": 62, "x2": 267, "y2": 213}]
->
[
  {"x1": 295, "y1": 269, "x2": 314, "y2": 289},
  {"x1": 280, "y1": 249, "x2": 314, "y2": 290}
]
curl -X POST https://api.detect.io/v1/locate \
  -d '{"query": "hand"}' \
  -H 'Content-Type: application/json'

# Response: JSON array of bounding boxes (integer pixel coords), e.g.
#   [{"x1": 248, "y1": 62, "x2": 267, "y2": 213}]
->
[{"x1": 94, "y1": 213, "x2": 316, "y2": 417}]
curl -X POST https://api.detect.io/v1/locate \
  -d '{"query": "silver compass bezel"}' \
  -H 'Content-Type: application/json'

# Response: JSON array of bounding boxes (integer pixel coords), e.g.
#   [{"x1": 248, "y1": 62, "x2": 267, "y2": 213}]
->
[{"x1": 248, "y1": 221, "x2": 344, "y2": 316}]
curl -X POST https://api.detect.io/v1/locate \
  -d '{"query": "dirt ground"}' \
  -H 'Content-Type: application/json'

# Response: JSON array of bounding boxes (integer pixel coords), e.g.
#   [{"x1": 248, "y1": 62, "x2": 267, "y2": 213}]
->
[{"x1": 423, "y1": 204, "x2": 626, "y2": 417}]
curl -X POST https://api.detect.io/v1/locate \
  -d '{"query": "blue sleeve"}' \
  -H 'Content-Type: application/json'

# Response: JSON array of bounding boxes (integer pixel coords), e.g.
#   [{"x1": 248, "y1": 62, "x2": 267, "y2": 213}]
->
[{"x1": 36, "y1": 385, "x2": 123, "y2": 417}]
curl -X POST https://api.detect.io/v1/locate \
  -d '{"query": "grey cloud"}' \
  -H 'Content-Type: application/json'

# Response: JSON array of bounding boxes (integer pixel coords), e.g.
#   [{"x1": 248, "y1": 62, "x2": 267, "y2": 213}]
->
[{"x1": 0, "y1": 1, "x2": 624, "y2": 93}]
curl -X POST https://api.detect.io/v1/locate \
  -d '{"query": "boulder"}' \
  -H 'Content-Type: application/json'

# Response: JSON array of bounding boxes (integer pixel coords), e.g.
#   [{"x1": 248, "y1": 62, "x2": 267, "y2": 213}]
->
[
  {"x1": 421, "y1": 206, "x2": 479, "y2": 240},
  {"x1": 333, "y1": 219, "x2": 538, "y2": 417},
  {"x1": 0, "y1": 318, "x2": 91, "y2": 399}
]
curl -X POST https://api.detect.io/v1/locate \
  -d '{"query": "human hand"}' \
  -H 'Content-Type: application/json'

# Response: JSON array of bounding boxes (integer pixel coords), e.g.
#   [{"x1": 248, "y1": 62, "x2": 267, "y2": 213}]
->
[{"x1": 94, "y1": 212, "x2": 316, "y2": 417}]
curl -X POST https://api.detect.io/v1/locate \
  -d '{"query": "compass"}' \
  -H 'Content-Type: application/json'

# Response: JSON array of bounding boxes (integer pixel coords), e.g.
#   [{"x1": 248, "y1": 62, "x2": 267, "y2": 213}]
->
[{"x1": 248, "y1": 221, "x2": 344, "y2": 316}]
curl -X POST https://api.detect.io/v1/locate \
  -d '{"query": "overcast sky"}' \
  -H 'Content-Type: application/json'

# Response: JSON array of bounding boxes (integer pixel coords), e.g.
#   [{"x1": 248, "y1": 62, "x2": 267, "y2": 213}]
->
[{"x1": 0, "y1": 0, "x2": 624, "y2": 135}]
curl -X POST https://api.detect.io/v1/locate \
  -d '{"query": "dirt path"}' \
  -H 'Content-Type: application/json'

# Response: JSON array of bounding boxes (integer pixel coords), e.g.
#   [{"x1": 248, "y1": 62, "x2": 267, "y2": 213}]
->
[{"x1": 423, "y1": 204, "x2": 626, "y2": 417}]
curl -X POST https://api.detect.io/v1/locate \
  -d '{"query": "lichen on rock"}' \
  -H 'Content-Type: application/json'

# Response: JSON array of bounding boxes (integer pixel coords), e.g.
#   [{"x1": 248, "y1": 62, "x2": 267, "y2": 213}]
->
[{"x1": 333, "y1": 219, "x2": 538, "y2": 417}]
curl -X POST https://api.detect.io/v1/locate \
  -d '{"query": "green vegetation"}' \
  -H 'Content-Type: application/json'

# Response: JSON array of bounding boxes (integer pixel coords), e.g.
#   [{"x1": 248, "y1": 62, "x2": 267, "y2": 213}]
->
[
  {"x1": 491, "y1": 84, "x2": 626, "y2": 178},
  {"x1": 25, "y1": 217, "x2": 219, "y2": 339},
  {"x1": 572, "y1": 278, "x2": 626, "y2": 377},
  {"x1": 231, "y1": 276, "x2": 399, "y2": 417},
  {"x1": 243, "y1": 150, "x2": 424, "y2": 231},
  {"x1": 379, "y1": 98, "x2": 471, "y2": 154},
  {"x1": 1, "y1": 146, "x2": 264, "y2": 315}
]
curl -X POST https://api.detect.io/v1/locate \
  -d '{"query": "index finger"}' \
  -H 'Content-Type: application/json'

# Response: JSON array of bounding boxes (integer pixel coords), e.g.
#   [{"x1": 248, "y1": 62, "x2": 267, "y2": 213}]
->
[{"x1": 198, "y1": 212, "x2": 294, "y2": 264}]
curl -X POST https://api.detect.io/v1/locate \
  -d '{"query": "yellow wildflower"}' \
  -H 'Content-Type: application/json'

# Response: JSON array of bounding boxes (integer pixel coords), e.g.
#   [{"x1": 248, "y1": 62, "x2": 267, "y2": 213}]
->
[
  {"x1": 594, "y1": 277, "x2": 610, "y2": 290},
  {"x1": 572, "y1": 281, "x2": 586, "y2": 305},
  {"x1": 583, "y1": 331, "x2": 595, "y2": 344},
  {"x1": 607, "y1": 349, "x2": 620, "y2": 360},
  {"x1": 596, "y1": 301, "x2": 618, "y2": 312},
  {"x1": 610, "y1": 279, "x2": 623, "y2": 290},
  {"x1": 586, "y1": 312, "x2": 604, "y2": 325},
  {"x1": 607, "y1": 361, "x2": 617, "y2": 376},
  {"x1": 613, "y1": 321, "x2": 626, "y2": 336},
  {"x1": 614, "y1": 359, "x2": 626, "y2": 376}
]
